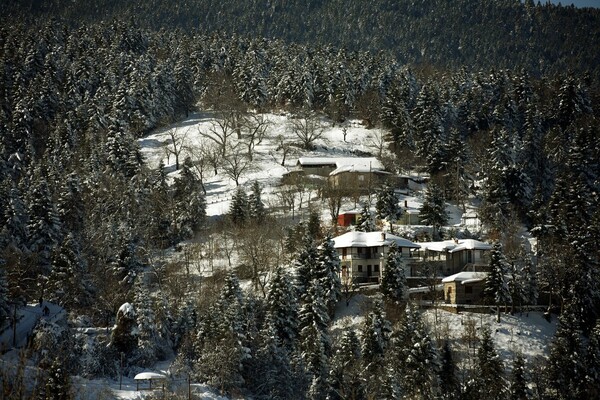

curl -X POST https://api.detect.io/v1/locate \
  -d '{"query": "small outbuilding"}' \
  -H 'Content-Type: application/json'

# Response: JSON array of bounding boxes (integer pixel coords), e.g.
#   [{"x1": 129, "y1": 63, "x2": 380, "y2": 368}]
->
[
  {"x1": 134, "y1": 372, "x2": 167, "y2": 391},
  {"x1": 441, "y1": 271, "x2": 488, "y2": 304}
]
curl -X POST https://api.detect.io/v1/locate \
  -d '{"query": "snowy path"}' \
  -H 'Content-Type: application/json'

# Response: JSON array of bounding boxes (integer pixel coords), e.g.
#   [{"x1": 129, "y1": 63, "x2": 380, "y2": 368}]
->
[{"x1": 0, "y1": 302, "x2": 64, "y2": 351}]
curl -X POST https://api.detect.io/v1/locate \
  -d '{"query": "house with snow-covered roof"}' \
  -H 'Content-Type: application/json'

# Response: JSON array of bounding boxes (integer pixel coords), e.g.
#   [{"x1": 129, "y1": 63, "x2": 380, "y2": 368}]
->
[
  {"x1": 442, "y1": 271, "x2": 488, "y2": 304},
  {"x1": 332, "y1": 231, "x2": 419, "y2": 284},
  {"x1": 414, "y1": 239, "x2": 492, "y2": 277},
  {"x1": 287, "y1": 157, "x2": 406, "y2": 193}
]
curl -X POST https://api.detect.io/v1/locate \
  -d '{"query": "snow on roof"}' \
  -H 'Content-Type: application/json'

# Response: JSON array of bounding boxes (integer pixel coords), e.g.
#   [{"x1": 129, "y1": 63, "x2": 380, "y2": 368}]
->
[
  {"x1": 418, "y1": 239, "x2": 492, "y2": 253},
  {"x1": 441, "y1": 271, "x2": 488, "y2": 284},
  {"x1": 333, "y1": 231, "x2": 419, "y2": 249},
  {"x1": 329, "y1": 165, "x2": 391, "y2": 176},
  {"x1": 134, "y1": 372, "x2": 167, "y2": 380},
  {"x1": 298, "y1": 157, "x2": 384, "y2": 170},
  {"x1": 118, "y1": 302, "x2": 135, "y2": 317}
]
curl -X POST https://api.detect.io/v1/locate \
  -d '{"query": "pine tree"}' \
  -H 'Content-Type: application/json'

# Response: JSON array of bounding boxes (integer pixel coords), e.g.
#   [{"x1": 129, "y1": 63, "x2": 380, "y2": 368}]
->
[
  {"x1": 375, "y1": 183, "x2": 401, "y2": 233},
  {"x1": 229, "y1": 186, "x2": 249, "y2": 226},
  {"x1": 0, "y1": 262, "x2": 10, "y2": 325},
  {"x1": 265, "y1": 265, "x2": 299, "y2": 349},
  {"x1": 247, "y1": 180, "x2": 266, "y2": 222},
  {"x1": 380, "y1": 242, "x2": 407, "y2": 303},
  {"x1": 470, "y1": 327, "x2": 506, "y2": 400},
  {"x1": 45, "y1": 357, "x2": 72, "y2": 400},
  {"x1": 439, "y1": 341, "x2": 460, "y2": 400},
  {"x1": 294, "y1": 234, "x2": 319, "y2": 297},
  {"x1": 484, "y1": 242, "x2": 511, "y2": 322},
  {"x1": 510, "y1": 352, "x2": 530, "y2": 400},
  {"x1": 47, "y1": 233, "x2": 89, "y2": 310},
  {"x1": 132, "y1": 280, "x2": 158, "y2": 367},
  {"x1": 315, "y1": 235, "x2": 341, "y2": 317},
  {"x1": 584, "y1": 320, "x2": 600, "y2": 399},
  {"x1": 360, "y1": 299, "x2": 391, "y2": 366},
  {"x1": 173, "y1": 157, "x2": 206, "y2": 239},
  {"x1": 110, "y1": 302, "x2": 137, "y2": 357},
  {"x1": 328, "y1": 329, "x2": 364, "y2": 400},
  {"x1": 420, "y1": 183, "x2": 449, "y2": 240},
  {"x1": 355, "y1": 203, "x2": 376, "y2": 232},
  {"x1": 390, "y1": 304, "x2": 440, "y2": 398},
  {"x1": 546, "y1": 302, "x2": 586, "y2": 400}
]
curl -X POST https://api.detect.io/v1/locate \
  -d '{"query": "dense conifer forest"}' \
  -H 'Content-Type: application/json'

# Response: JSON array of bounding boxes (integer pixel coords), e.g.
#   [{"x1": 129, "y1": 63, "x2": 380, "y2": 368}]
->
[{"x1": 0, "y1": 0, "x2": 599, "y2": 399}]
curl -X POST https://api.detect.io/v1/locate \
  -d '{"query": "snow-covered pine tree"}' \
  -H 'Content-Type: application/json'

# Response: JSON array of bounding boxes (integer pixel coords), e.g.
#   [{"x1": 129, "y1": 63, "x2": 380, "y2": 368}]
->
[
  {"x1": 484, "y1": 241, "x2": 511, "y2": 322},
  {"x1": 173, "y1": 157, "x2": 206, "y2": 239},
  {"x1": 110, "y1": 302, "x2": 137, "y2": 358},
  {"x1": 584, "y1": 320, "x2": 600, "y2": 398},
  {"x1": 360, "y1": 299, "x2": 391, "y2": 366},
  {"x1": 132, "y1": 280, "x2": 159, "y2": 367},
  {"x1": 47, "y1": 233, "x2": 89, "y2": 310},
  {"x1": 380, "y1": 242, "x2": 407, "y2": 303},
  {"x1": 546, "y1": 302, "x2": 585, "y2": 400},
  {"x1": 294, "y1": 234, "x2": 319, "y2": 298},
  {"x1": 375, "y1": 182, "x2": 401, "y2": 233},
  {"x1": 45, "y1": 357, "x2": 73, "y2": 400},
  {"x1": 0, "y1": 262, "x2": 10, "y2": 325},
  {"x1": 355, "y1": 203, "x2": 376, "y2": 232},
  {"x1": 389, "y1": 303, "x2": 440, "y2": 398},
  {"x1": 439, "y1": 340, "x2": 460, "y2": 400},
  {"x1": 469, "y1": 327, "x2": 506, "y2": 399},
  {"x1": 265, "y1": 265, "x2": 299, "y2": 349},
  {"x1": 316, "y1": 235, "x2": 341, "y2": 317},
  {"x1": 328, "y1": 329, "x2": 364, "y2": 400},
  {"x1": 510, "y1": 352, "x2": 531, "y2": 400},
  {"x1": 229, "y1": 186, "x2": 249, "y2": 226},
  {"x1": 248, "y1": 180, "x2": 266, "y2": 223},
  {"x1": 419, "y1": 183, "x2": 448, "y2": 240},
  {"x1": 26, "y1": 174, "x2": 62, "y2": 274}
]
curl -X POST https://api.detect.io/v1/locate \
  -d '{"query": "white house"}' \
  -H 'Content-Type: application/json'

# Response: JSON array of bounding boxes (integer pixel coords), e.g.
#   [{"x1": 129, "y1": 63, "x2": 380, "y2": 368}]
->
[
  {"x1": 332, "y1": 231, "x2": 419, "y2": 284},
  {"x1": 414, "y1": 239, "x2": 492, "y2": 276}
]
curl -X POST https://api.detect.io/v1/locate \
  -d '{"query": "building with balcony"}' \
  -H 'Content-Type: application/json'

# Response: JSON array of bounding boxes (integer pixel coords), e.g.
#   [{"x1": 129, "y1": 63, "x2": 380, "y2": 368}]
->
[
  {"x1": 414, "y1": 239, "x2": 492, "y2": 277},
  {"x1": 332, "y1": 231, "x2": 419, "y2": 284}
]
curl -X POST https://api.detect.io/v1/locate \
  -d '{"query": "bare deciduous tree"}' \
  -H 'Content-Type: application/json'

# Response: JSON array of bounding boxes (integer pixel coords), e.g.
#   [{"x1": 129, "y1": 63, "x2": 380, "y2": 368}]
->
[
  {"x1": 290, "y1": 113, "x2": 325, "y2": 150},
  {"x1": 275, "y1": 134, "x2": 295, "y2": 166},
  {"x1": 243, "y1": 114, "x2": 271, "y2": 161},
  {"x1": 164, "y1": 127, "x2": 189, "y2": 170},
  {"x1": 222, "y1": 144, "x2": 254, "y2": 186},
  {"x1": 198, "y1": 116, "x2": 236, "y2": 159}
]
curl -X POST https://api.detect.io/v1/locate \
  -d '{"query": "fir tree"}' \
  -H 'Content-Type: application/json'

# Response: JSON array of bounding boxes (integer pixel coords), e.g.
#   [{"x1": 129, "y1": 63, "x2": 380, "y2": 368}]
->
[
  {"x1": 315, "y1": 235, "x2": 341, "y2": 317},
  {"x1": 390, "y1": 303, "x2": 440, "y2": 398},
  {"x1": 439, "y1": 341, "x2": 460, "y2": 400},
  {"x1": 132, "y1": 280, "x2": 158, "y2": 367},
  {"x1": 484, "y1": 241, "x2": 511, "y2": 322},
  {"x1": 45, "y1": 357, "x2": 72, "y2": 400},
  {"x1": 360, "y1": 299, "x2": 391, "y2": 366},
  {"x1": 248, "y1": 180, "x2": 266, "y2": 222},
  {"x1": 0, "y1": 262, "x2": 10, "y2": 325},
  {"x1": 47, "y1": 233, "x2": 89, "y2": 310},
  {"x1": 419, "y1": 183, "x2": 449, "y2": 240},
  {"x1": 380, "y1": 242, "x2": 407, "y2": 303},
  {"x1": 328, "y1": 329, "x2": 364, "y2": 400},
  {"x1": 375, "y1": 183, "x2": 402, "y2": 233},
  {"x1": 471, "y1": 327, "x2": 506, "y2": 400},
  {"x1": 265, "y1": 265, "x2": 299, "y2": 349},
  {"x1": 355, "y1": 203, "x2": 376, "y2": 232},
  {"x1": 510, "y1": 352, "x2": 530, "y2": 400},
  {"x1": 546, "y1": 302, "x2": 586, "y2": 400},
  {"x1": 584, "y1": 320, "x2": 600, "y2": 399},
  {"x1": 229, "y1": 186, "x2": 249, "y2": 226}
]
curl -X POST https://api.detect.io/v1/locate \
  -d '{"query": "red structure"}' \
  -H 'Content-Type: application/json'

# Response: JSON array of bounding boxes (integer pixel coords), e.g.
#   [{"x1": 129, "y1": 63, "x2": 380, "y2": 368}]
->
[{"x1": 337, "y1": 211, "x2": 360, "y2": 227}]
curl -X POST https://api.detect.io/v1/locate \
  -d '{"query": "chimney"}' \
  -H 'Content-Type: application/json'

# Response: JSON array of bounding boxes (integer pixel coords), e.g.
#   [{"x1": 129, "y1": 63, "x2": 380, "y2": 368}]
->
[
  {"x1": 404, "y1": 200, "x2": 408, "y2": 208},
  {"x1": 381, "y1": 232, "x2": 386, "y2": 240}
]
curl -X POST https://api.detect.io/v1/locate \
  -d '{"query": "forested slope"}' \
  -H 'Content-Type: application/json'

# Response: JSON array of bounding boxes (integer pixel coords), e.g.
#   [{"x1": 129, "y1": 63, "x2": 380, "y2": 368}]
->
[{"x1": 3, "y1": 0, "x2": 600, "y2": 78}]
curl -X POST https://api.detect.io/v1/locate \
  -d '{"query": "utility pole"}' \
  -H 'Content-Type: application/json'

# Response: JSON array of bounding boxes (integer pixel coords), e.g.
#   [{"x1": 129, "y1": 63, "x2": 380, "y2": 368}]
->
[{"x1": 119, "y1": 352, "x2": 124, "y2": 389}]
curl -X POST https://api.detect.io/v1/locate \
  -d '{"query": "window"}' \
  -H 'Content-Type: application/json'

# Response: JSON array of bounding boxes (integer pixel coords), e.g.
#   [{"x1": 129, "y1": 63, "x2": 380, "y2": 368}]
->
[
  {"x1": 465, "y1": 285, "x2": 473, "y2": 294},
  {"x1": 374, "y1": 265, "x2": 380, "y2": 273},
  {"x1": 358, "y1": 175, "x2": 365, "y2": 181},
  {"x1": 358, "y1": 265, "x2": 363, "y2": 272}
]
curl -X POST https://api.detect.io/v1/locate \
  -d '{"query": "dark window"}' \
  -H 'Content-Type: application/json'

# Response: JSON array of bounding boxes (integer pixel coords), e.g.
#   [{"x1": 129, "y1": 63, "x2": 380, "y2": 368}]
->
[
  {"x1": 357, "y1": 247, "x2": 363, "y2": 254},
  {"x1": 465, "y1": 285, "x2": 473, "y2": 294},
  {"x1": 358, "y1": 265, "x2": 363, "y2": 272},
  {"x1": 374, "y1": 265, "x2": 380, "y2": 273}
]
